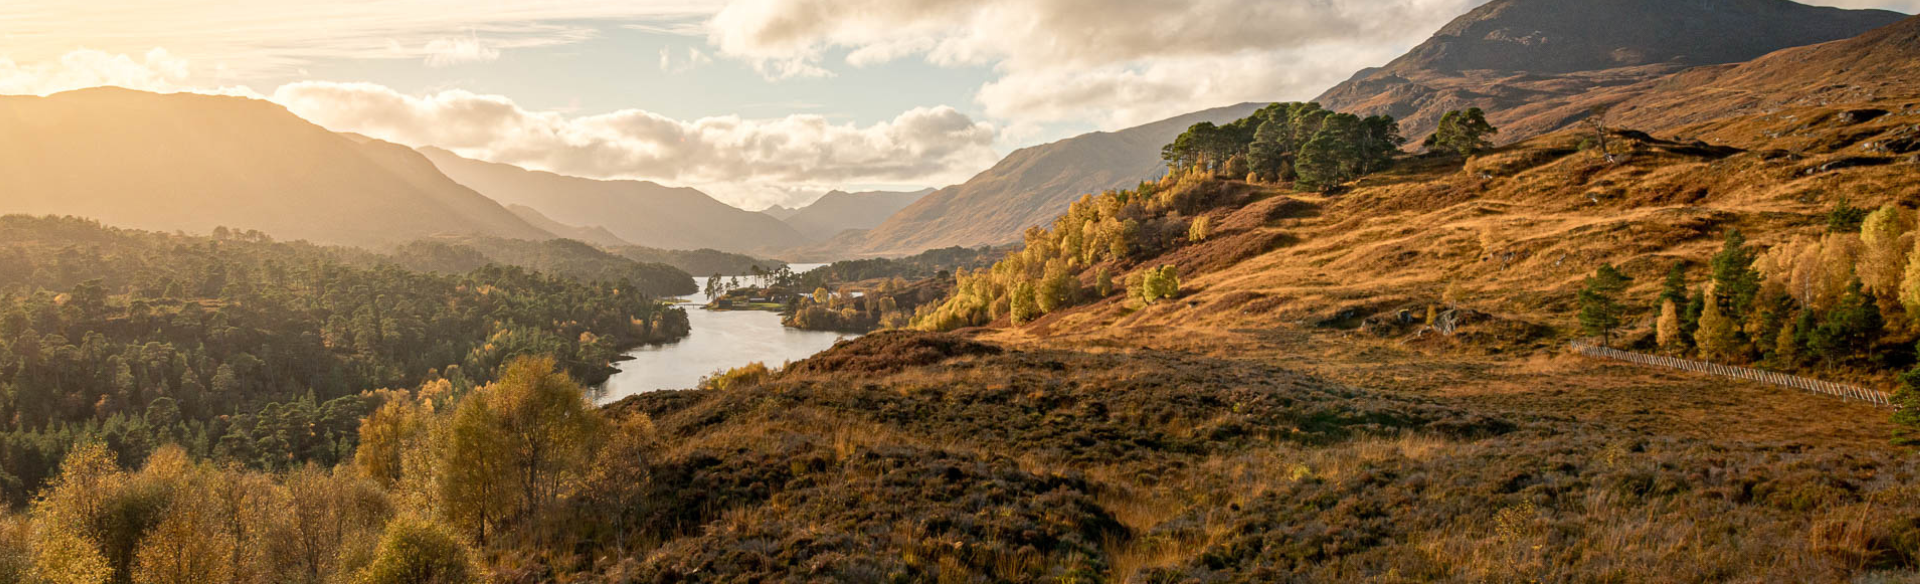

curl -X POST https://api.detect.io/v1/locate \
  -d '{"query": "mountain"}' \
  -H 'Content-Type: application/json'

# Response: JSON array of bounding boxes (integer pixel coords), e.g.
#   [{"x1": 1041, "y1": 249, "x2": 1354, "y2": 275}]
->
[
  {"x1": 760, "y1": 205, "x2": 802, "y2": 221},
  {"x1": 418, "y1": 147, "x2": 809, "y2": 255},
  {"x1": 505, "y1": 205, "x2": 633, "y2": 248},
  {"x1": 781, "y1": 188, "x2": 934, "y2": 241},
  {"x1": 1608, "y1": 15, "x2": 1920, "y2": 139},
  {"x1": 1314, "y1": 0, "x2": 1905, "y2": 145},
  {"x1": 809, "y1": 103, "x2": 1268, "y2": 258},
  {"x1": 0, "y1": 88, "x2": 555, "y2": 247}
]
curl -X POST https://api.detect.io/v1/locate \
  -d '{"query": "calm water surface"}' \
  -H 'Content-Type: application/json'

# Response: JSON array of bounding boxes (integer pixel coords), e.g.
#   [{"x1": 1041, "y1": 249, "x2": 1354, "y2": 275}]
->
[{"x1": 595, "y1": 264, "x2": 853, "y2": 403}]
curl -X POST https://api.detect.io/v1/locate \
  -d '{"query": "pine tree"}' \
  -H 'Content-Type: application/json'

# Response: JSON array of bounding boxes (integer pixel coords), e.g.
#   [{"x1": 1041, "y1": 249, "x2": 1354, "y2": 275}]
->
[
  {"x1": 1659, "y1": 263, "x2": 1689, "y2": 307},
  {"x1": 1577, "y1": 264, "x2": 1631, "y2": 346},
  {"x1": 1808, "y1": 280, "x2": 1883, "y2": 366},
  {"x1": 1709, "y1": 229, "x2": 1762, "y2": 317},
  {"x1": 1894, "y1": 360, "x2": 1920, "y2": 445},
  {"x1": 1426, "y1": 108, "x2": 1498, "y2": 156}
]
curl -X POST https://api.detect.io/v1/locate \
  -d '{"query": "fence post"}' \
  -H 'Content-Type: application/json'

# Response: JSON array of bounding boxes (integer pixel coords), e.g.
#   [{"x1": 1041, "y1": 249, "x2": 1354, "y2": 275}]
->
[{"x1": 1567, "y1": 341, "x2": 1891, "y2": 408}]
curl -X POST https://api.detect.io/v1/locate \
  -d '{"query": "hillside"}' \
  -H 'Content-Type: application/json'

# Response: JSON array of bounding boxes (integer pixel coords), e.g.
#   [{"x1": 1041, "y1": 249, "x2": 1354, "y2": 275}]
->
[
  {"x1": 418, "y1": 147, "x2": 811, "y2": 255},
  {"x1": 1610, "y1": 15, "x2": 1920, "y2": 140},
  {"x1": 1314, "y1": 0, "x2": 1904, "y2": 146},
  {"x1": 0, "y1": 88, "x2": 555, "y2": 247},
  {"x1": 506, "y1": 205, "x2": 632, "y2": 248},
  {"x1": 779, "y1": 188, "x2": 933, "y2": 241},
  {"x1": 974, "y1": 17, "x2": 1920, "y2": 393},
  {"x1": 804, "y1": 102, "x2": 1267, "y2": 258}
]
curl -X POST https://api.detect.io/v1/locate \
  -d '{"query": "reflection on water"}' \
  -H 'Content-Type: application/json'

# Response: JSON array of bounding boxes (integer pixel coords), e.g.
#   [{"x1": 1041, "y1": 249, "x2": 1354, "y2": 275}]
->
[{"x1": 596, "y1": 263, "x2": 851, "y2": 403}]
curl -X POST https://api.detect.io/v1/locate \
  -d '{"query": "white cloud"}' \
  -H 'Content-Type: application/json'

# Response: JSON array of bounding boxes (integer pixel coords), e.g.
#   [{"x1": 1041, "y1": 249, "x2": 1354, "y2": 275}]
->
[
  {"x1": 0, "y1": 47, "x2": 263, "y2": 97},
  {"x1": 703, "y1": 0, "x2": 1489, "y2": 128},
  {"x1": 271, "y1": 81, "x2": 996, "y2": 208},
  {"x1": 0, "y1": 0, "x2": 723, "y2": 79},
  {"x1": 1809, "y1": 0, "x2": 1920, "y2": 10},
  {"x1": 658, "y1": 47, "x2": 714, "y2": 73},
  {"x1": 423, "y1": 35, "x2": 500, "y2": 67}
]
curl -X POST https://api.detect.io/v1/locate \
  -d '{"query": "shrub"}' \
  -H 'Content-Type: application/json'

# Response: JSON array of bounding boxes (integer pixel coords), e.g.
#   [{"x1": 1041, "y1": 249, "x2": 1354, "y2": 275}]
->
[
  {"x1": 358, "y1": 516, "x2": 474, "y2": 584},
  {"x1": 701, "y1": 362, "x2": 774, "y2": 391}
]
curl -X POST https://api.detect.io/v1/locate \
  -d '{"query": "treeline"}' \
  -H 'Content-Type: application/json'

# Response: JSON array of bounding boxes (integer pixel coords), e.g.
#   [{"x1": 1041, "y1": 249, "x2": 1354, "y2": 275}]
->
[
  {"x1": 785, "y1": 278, "x2": 949, "y2": 333},
  {"x1": 1161, "y1": 102, "x2": 1405, "y2": 192},
  {"x1": 793, "y1": 246, "x2": 1002, "y2": 289},
  {"x1": 910, "y1": 104, "x2": 1412, "y2": 331},
  {"x1": 1577, "y1": 201, "x2": 1920, "y2": 413},
  {"x1": 0, "y1": 356, "x2": 643, "y2": 584},
  {"x1": 388, "y1": 237, "x2": 696, "y2": 298},
  {"x1": 0, "y1": 216, "x2": 687, "y2": 502},
  {"x1": 609, "y1": 246, "x2": 784, "y2": 279},
  {"x1": 911, "y1": 171, "x2": 1225, "y2": 331}
]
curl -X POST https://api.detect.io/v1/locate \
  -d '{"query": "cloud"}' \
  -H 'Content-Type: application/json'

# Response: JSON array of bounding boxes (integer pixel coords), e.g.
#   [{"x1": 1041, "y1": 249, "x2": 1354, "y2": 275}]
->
[
  {"x1": 423, "y1": 35, "x2": 500, "y2": 67},
  {"x1": 1808, "y1": 0, "x2": 1920, "y2": 10},
  {"x1": 0, "y1": 0, "x2": 723, "y2": 80},
  {"x1": 658, "y1": 47, "x2": 714, "y2": 73},
  {"x1": 0, "y1": 48, "x2": 262, "y2": 97},
  {"x1": 271, "y1": 81, "x2": 997, "y2": 208},
  {"x1": 703, "y1": 0, "x2": 1491, "y2": 127}
]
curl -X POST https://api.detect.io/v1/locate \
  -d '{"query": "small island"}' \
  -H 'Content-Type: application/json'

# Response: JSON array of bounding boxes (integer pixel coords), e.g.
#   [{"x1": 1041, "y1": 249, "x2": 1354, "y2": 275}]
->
[{"x1": 699, "y1": 247, "x2": 1000, "y2": 333}]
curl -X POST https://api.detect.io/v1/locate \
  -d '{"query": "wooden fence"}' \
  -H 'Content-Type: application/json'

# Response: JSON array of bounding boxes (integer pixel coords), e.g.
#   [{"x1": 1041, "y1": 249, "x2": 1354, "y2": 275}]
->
[{"x1": 1568, "y1": 341, "x2": 1894, "y2": 407}]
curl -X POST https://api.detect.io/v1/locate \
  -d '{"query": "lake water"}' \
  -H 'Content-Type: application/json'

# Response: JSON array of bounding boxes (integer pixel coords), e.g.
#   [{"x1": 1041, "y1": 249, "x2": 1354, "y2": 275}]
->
[{"x1": 595, "y1": 263, "x2": 853, "y2": 403}]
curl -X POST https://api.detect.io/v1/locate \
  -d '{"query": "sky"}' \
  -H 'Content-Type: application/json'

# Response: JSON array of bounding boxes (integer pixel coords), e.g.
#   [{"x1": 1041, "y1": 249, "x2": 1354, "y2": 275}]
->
[{"x1": 3, "y1": 0, "x2": 1917, "y2": 210}]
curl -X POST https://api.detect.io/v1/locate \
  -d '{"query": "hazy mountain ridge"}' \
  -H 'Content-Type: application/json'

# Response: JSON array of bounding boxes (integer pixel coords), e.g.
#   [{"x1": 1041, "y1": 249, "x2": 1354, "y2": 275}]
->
[
  {"x1": 419, "y1": 147, "x2": 810, "y2": 255},
  {"x1": 1313, "y1": 0, "x2": 1906, "y2": 146},
  {"x1": 805, "y1": 102, "x2": 1268, "y2": 258},
  {"x1": 505, "y1": 205, "x2": 633, "y2": 248},
  {"x1": 0, "y1": 88, "x2": 556, "y2": 247},
  {"x1": 779, "y1": 188, "x2": 935, "y2": 242}
]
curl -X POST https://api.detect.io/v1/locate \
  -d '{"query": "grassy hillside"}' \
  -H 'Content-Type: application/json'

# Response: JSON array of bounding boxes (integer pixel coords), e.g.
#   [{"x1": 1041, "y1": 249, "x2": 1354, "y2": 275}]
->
[
  {"x1": 1315, "y1": 0, "x2": 1903, "y2": 146},
  {"x1": 802, "y1": 103, "x2": 1267, "y2": 259}
]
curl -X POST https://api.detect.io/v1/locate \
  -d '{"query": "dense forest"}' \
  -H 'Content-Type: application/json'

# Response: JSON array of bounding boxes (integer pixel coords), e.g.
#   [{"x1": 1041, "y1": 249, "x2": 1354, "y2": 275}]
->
[
  {"x1": 0, "y1": 216, "x2": 687, "y2": 503},
  {"x1": 386, "y1": 237, "x2": 697, "y2": 298},
  {"x1": 607, "y1": 246, "x2": 784, "y2": 279},
  {"x1": 793, "y1": 246, "x2": 1001, "y2": 288}
]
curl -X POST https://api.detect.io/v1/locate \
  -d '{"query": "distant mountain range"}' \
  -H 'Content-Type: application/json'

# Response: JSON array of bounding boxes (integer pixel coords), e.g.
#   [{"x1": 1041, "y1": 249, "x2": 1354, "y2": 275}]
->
[
  {"x1": 0, "y1": 87, "x2": 553, "y2": 248},
  {"x1": 1314, "y1": 0, "x2": 1905, "y2": 146},
  {"x1": 418, "y1": 147, "x2": 810, "y2": 255},
  {"x1": 1, "y1": 0, "x2": 1907, "y2": 265},
  {"x1": 774, "y1": 189, "x2": 934, "y2": 242},
  {"x1": 793, "y1": 103, "x2": 1268, "y2": 259}
]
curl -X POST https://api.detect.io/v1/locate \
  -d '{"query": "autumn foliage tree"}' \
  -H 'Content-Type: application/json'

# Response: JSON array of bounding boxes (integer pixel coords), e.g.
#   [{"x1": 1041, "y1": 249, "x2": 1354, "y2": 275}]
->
[{"x1": 440, "y1": 356, "x2": 604, "y2": 548}]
